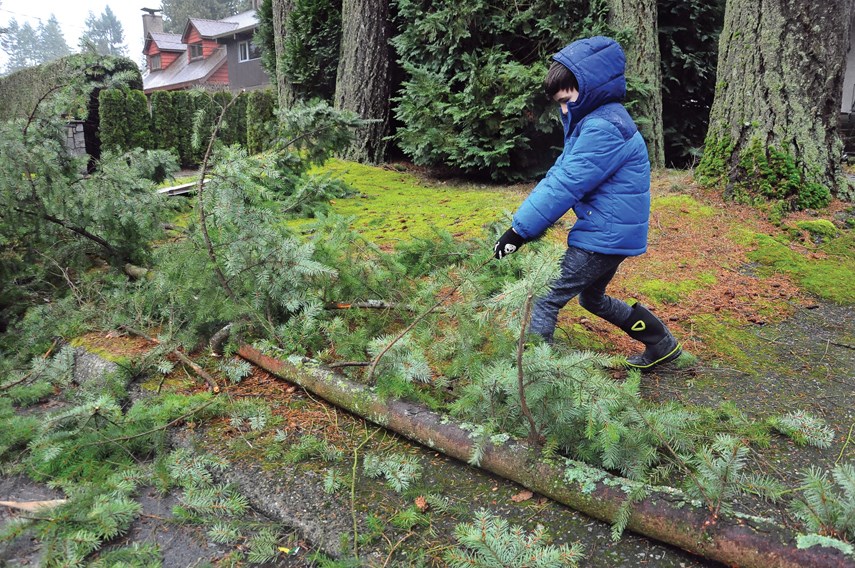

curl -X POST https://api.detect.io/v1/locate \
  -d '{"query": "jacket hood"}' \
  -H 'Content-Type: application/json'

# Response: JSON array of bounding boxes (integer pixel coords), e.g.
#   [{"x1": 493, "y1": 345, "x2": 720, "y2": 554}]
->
[{"x1": 552, "y1": 36, "x2": 627, "y2": 128}]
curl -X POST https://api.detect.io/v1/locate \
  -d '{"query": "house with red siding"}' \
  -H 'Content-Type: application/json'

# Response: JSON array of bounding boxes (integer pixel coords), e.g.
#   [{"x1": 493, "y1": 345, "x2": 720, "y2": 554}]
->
[{"x1": 141, "y1": 3, "x2": 269, "y2": 95}]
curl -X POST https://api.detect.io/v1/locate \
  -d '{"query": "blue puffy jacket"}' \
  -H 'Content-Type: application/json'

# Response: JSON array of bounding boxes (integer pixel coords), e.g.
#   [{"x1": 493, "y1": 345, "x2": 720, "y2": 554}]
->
[{"x1": 512, "y1": 36, "x2": 650, "y2": 256}]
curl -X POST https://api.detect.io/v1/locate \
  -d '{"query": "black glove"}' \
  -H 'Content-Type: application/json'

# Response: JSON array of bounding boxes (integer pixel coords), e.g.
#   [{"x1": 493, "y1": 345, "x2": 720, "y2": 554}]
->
[{"x1": 494, "y1": 227, "x2": 526, "y2": 259}]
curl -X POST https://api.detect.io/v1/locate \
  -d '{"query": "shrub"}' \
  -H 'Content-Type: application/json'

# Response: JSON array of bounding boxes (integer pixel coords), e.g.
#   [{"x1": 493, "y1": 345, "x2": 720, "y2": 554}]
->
[
  {"x1": 172, "y1": 90, "x2": 196, "y2": 166},
  {"x1": 246, "y1": 89, "x2": 276, "y2": 154},
  {"x1": 150, "y1": 90, "x2": 180, "y2": 155},
  {"x1": 391, "y1": 0, "x2": 589, "y2": 180},
  {"x1": 97, "y1": 87, "x2": 126, "y2": 153}
]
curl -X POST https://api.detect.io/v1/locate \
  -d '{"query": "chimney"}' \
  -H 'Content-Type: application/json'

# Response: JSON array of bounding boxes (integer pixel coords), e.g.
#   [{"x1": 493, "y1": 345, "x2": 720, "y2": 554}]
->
[
  {"x1": 142, "y1": 9, "x2": 163, "y2": 37},
  {"x1": 250, "y1": 0, "x2": 260, "y2": 11}
]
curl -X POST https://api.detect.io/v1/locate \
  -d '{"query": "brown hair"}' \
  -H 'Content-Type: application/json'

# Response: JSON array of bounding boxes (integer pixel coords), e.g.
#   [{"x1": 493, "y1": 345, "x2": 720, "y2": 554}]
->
[{"x1": 544, "y1": 60, "x2": 578, "y2": 99}]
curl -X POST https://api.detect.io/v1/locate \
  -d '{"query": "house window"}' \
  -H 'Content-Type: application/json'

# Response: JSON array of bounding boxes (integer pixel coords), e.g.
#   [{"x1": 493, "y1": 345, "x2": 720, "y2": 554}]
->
[
  {"x1": 189, "y1": 43, "x2": 203, "y2": 60},
  {"x1": 150, "y1": 54, "x2": 161, "y2": 71},
  {"x1": 238, "y1": 40, "x2": 261, "y2": 62}
]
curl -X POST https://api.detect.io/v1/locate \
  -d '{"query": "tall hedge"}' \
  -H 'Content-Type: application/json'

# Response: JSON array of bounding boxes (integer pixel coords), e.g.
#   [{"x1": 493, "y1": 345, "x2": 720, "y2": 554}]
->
[
  {"x1": 246, "y1": 89, "x2": 276, "y2": 154},
  {"x1": 97, "y1": 88, "x2": 127, "y2": 153},
  {"x1": 150, "y1": 90, "x2": 180, "y2": 156},
  {"x1": 391, "y1": 0, "x2": 589, "y2": 180},
  {"x1": 172, "y1": 91, "x2": 196, "y2": 167},
  {"x1": 126, "y1": 89, "x2": 153, "y2": 150},
  {"x1": 0, "y1": 53, "x2": 141, "y2": 120},
  {"x1": 224, "y1": 92, "x2": 248, "y2": 147}
]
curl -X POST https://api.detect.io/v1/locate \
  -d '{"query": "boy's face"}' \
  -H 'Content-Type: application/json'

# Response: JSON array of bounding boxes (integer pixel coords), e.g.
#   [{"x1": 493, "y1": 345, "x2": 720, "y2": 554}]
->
[{"x1": 553, "y1": 88, "x2": 579, "y2": 115}]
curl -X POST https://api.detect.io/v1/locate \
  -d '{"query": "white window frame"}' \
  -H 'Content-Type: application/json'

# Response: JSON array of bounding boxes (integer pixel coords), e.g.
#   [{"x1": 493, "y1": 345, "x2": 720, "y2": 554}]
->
[
  {"x1": 150, "y1": 54, "x2": 161, "y2": 71},
  {"x1": 238, "y1": 40, "x2": 260, "y2": 62}
]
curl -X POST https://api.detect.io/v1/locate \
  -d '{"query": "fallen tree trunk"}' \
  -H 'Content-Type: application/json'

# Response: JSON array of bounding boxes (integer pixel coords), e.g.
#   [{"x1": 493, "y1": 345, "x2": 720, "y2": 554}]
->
[{"x1": 237, "y1": 345, "x2": 854, "y2": 568}]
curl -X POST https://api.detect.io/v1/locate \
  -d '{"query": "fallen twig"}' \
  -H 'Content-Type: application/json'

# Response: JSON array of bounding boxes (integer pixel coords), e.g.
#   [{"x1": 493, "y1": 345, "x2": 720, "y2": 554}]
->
[
  {"x1": 325, "y1": 300, "x2": 416, "y2": 312},
  {"x1": 0, "y1": 500, "x2": 67, "y2": 512},
  {"x1": 119, "y1": 325, "x2": 220, "y2": 393},
  {"x1": 836, "y1": 423, "x2": 854, "y2": 465}
]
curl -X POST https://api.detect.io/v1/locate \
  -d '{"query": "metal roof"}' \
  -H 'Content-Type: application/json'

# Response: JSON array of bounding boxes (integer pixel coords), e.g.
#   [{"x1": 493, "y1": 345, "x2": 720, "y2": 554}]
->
[
  {"x1": 147, "y1": 32, "x2": 186, "y2": 52},
  {"x1": 143, "y1": 46, "x2": 227, "y2": 93},
  {"x1": 211, "y1": 10, "x2": 259, "y2": 37},
  {"x1": 185, "y1": 18, "x2": 239, "y2": 39}
]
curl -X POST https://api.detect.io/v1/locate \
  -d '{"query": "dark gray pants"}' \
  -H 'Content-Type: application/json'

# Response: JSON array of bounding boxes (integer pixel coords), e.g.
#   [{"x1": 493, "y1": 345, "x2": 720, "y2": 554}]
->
[{"x1": 529, "y1": 246, "x2": 633, "y2": 342}]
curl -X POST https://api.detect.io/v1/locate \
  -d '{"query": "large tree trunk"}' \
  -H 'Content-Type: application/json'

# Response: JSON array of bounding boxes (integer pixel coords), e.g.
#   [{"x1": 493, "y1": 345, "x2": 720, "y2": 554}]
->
[
  {"x1": 334, "y1": 0, "x2": 390, "y2": 164},
  {"x1": 698, "y1": 0, "x2": 854, "y2": 203},
  {"x1": 609, "y1": 0, "x2": 665, "y2": 168},
  {"x1": 238, "y1": 345, "x2": 855, "y2": 568},
  {"x1": 272, "y1": 0, "x2": 296, "y2": 109}
]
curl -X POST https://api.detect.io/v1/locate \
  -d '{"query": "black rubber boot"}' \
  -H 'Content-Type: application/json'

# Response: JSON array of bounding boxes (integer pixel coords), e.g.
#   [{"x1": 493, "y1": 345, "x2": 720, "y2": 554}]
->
[{"x1": 620, "y1": 303, "x2": 682, "y2": 370}]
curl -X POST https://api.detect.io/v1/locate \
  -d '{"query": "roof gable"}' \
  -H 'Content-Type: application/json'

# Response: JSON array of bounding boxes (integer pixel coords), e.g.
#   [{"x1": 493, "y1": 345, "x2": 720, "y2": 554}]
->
[{"x1": 144, "y1": 32, "x2": 186, "y2": 54}]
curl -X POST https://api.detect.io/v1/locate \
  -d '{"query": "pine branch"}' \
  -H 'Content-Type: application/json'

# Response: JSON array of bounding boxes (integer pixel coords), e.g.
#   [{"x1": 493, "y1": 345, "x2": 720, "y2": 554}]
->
[
  {"x1": 367, "y1": 256, "x2": 492, "y2": 383},
  {"x1": 14, "y1": 207, "x2": 120, "y2": 261},
  {"x1": 196, "y1": 94, "x2": 241, "y2": 303},
  {"x1": 516, "y1": 294, "x2": 542, "y2": 446}
]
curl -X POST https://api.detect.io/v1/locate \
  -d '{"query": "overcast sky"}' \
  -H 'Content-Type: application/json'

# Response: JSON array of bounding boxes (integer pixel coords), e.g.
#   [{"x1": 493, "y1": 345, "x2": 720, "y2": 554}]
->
[{"x1": 0, "y1": 1, "x2": 148, "y2": 69}]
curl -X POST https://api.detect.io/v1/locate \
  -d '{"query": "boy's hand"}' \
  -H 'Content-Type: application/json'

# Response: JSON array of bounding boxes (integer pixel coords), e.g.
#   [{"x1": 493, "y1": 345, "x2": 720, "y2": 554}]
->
[{"x1": 494, "y1": 227, "x2": 525, "y2": 259}]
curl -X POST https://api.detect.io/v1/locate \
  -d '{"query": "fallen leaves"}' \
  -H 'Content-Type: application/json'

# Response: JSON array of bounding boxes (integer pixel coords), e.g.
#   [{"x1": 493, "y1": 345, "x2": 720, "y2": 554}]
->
[{"x1": 511, "y1": 490, "x2": 533, "y2": 503}]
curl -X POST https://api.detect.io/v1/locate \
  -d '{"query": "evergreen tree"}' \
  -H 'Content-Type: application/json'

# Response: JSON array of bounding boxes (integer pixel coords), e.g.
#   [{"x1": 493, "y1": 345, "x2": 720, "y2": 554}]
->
[
  {"x1": 79, "y1": 6, "x2": 127, "y2": 57},
  {"x1": 36, "y1": 15, "x2": 71, "y2": 65},
  {"x1": 657, "y1": 0, "x2": 725, "y2": 167},
  {"x1": 0, "y1": 19, "x2": 39, "y2": 73},
  {"x1": 161, "y1": 0, "x2": 251, "y2": 34}
]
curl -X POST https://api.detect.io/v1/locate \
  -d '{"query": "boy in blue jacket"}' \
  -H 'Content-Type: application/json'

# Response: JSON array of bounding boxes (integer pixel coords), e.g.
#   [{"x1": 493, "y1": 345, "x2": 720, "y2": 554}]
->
[{"x1": 493, "y1": 36, "x2": 681, "y2": 370}]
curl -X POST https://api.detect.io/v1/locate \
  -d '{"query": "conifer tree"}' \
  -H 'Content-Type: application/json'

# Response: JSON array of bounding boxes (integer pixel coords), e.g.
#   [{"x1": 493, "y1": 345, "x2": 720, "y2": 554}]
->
[
  {"x1": 79, "y1": 6, "x2": 127, "y2": 57},
  {"x1": 36, "y1": 15, "x2": 71, "y2": 65}
]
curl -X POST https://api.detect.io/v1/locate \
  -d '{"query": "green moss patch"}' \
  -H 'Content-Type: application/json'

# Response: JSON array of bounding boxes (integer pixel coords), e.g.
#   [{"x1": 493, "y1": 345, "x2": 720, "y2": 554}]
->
[
  {"x1": 742, "y1": 232, "x2": 855, "y2": 304},
  {"x1": 635, "y1": 273, "x2": 717, "y2": 305},
  {"x1": 315, "y1": 160, "x2": 515, "y2": 244},
  {"x1": 651, "y1": 194, "x2": 716, "y2": 219},
  {"x1": 687, "y1": 313, "x2": 760, "y2": 372},
  {"x1": 793, "y1": 219, "x2": 839, "y2": 240}
]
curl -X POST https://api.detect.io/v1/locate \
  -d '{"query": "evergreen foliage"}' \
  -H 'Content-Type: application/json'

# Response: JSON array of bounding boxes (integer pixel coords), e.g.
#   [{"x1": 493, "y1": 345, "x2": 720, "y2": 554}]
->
[
  {"x1": 162, "y1": 0, "x2": 251, "y2": 34},
  {"x1": 172, "y1": 90, "x2": 197, "y2": 166},
  {"x1": 79, "y1": 6, "x2": 127, "y2": 56},
  {"x1": 98, "y1": 88, "x2": 128, "y2": 153},
  {"x1": 282, "y1": 0, "x2": 342, "y2": 100},
  {"x1": 256, "y1": 0, "x2": 342, "y2": 102},
  {"x1": 132, "y1": 100, "x2": 360, "y2": 345},
  {"x1": 0, "y1": 71, "x2": 174, "y2": 330},
  {"x1": 657, "y1": 0, "x2": 725, "y2": 166},
  {"x1": 283, "y1": 434, "x2": 343, "y2": 463},
  {"x1": 791, "y1": 463, "x2": 855, "y2": 540},
  {"x1": 391, "y1": 0, "x2": 588, "y2": 180},
  {"x1": 771, "y1": 411, "x2": 835, "y2": 449},
  {"x1": 150, "y1": 90, "x2": 181, "y2": 156},
  {"x1": 446, "y1": 509, "x2": 583, "y2": 568},
  {"x1": 246, "y1": 89, "x2": 277, "y2": 154},
  {"x1": 127, "y1": 89, "x2": 153, "y2": 150},
  {"x1": 98, "y1": 88, "x2": 154, "y2": 153},
  {"x1": 362, "y1": 452, "x2": 423, "y2": 492}
]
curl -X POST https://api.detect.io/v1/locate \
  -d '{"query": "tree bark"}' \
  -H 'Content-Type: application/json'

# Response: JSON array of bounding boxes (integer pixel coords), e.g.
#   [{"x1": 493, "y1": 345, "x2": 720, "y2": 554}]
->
[
  {"x1": 700, "y1": 0, "x2": 853, "y2": 201},
  {"x1": 334, "y1": 0, "x2": 390, "y2": 164},
  {"x1": 272, "y1": 0, "x2": 297, "y2": 109},
  {"x1": 238, "y1": 345, "x2": 855, "y2": 568},
  {"x1": 609, "y1": 0, "x2": 665, "y2": 168}
]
